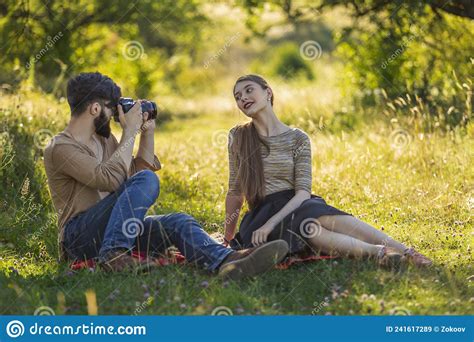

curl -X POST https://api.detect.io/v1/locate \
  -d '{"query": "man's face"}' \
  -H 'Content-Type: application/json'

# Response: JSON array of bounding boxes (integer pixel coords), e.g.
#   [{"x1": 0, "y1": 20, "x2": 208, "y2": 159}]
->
[{"x1": 93, "y1": 100, "x2": 116, "y2": 138}]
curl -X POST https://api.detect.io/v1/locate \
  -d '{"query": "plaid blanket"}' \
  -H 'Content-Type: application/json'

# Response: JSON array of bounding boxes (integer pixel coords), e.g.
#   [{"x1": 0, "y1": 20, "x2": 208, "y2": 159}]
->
[{"x1": 69, "y1": 249, "x2": 338, "y2": 271}]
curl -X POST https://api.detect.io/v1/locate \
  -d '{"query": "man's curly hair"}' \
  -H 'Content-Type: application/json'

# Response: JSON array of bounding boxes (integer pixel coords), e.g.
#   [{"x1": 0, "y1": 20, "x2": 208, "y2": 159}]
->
[{"x1": 66, "y1": 72, "x2": 121, "y2": 116}]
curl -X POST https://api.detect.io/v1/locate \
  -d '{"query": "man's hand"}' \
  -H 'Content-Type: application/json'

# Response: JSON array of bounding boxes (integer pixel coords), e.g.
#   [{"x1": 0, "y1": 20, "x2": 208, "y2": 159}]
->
[
  {"x1": 251, "y1": 222, "x2": 275, "y2": 246},
  {"x1": 136, "y1": 109, "x2": 156, "y2": 166},
  {"x1": 118, "y1": 101, "x2": 143, "y2": 136}
]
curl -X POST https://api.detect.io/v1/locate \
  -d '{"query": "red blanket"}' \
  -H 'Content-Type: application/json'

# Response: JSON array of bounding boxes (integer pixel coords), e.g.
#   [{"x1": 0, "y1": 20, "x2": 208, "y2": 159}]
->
[{"x1": 69, "y1": 250, "x2": 338, "y2": 271}]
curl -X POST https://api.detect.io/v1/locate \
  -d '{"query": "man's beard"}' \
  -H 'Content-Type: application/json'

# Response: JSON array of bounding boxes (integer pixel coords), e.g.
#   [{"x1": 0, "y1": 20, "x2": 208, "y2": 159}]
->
[{"x1": 94, "y1": 108, "x2": 111, "y2": 138}]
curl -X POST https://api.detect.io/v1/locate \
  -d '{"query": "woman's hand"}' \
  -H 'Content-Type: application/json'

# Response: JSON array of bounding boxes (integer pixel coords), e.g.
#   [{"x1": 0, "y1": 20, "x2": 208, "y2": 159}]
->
[
  {"x1": 223, "y1": 232, "x2": 234, "y2": 247},
  {"x1": 251, "y1": 222, "x2": 275, "y2": 246}
]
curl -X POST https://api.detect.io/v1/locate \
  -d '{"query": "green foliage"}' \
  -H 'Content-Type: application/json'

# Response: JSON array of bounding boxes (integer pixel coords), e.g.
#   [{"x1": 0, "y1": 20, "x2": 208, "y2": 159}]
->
[
  {"x1": 273, "y1": 42, "x2": 314, "y2": 80},
  {"x1": 0, "y1": 89, "x2": 67, "y2": 257},
  {"x1": 251, "y1": 42, "x2": 315, "y2": 80},
  {"x1": 335, "y1": 4, "x2": 473, "y2": 128},
  {"x1": 0, "y1": 0, "x2": 207, "y2": 97}
]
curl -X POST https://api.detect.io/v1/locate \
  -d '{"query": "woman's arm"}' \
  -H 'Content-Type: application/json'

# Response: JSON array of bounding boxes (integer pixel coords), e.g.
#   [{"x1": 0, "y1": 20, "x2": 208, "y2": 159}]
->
[
  {"x1": 251, "y1": 190, "x2": 310, "y2": 246},
  {"x1": 267, "y1": 190, "x2": 310, "y2": 227},
  {"x1": 224, "y1": 193, "x2": 244, "y2": 245}
]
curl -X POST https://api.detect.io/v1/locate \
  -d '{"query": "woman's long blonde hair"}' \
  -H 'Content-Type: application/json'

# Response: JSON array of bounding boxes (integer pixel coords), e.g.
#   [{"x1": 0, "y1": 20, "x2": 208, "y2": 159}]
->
[{"x1": 231, "y1": 75, "x2": 274, "y2": 209}]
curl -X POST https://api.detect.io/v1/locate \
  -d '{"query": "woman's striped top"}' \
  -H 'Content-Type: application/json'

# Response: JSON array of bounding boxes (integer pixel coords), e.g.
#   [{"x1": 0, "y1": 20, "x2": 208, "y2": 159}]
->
[{"x1": 227, "y1": 126, "x2": 312, "y2": 197}]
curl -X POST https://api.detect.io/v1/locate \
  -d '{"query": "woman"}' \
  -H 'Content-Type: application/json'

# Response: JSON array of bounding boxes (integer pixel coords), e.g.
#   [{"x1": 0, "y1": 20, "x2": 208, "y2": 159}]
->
[{"x1": 223, "y1": 74, "x2": 432, "y2": 268}]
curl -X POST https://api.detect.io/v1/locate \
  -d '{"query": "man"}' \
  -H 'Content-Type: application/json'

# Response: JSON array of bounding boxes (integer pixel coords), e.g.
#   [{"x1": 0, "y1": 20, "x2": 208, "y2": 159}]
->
[{"x1": 44, "y1": 72, "x2": 288, "y2": 279}]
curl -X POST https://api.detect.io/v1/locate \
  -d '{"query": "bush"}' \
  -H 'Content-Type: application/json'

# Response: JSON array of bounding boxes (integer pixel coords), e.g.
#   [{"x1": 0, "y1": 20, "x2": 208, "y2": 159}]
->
[
  {"x1": 0, "y1": 88, "x2": 67, "y2": 259},
  {"x1": 335, "y1": 5, "x2": 473, "y2": 130},
  {"x1": 253, "y1": 42, "x2": 314, "y2": 80}
]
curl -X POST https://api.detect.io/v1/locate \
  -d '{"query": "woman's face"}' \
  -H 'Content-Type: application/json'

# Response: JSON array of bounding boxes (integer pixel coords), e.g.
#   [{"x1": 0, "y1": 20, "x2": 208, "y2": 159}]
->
[{"x1": 233, "y1": 80, "x2": 271, "y2": 117}]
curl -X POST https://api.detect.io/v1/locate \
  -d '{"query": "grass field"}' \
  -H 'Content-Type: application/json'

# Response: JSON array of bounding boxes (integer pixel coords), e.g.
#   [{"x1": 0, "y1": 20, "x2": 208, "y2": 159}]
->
[{"x1": 0, "y1": 86, "x2": 473, "y2": 316}]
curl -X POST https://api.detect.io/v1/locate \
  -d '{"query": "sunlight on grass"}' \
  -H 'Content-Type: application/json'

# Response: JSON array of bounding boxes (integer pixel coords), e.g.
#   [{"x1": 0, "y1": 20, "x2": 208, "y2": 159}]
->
[{"x1": 0, "y1": 83, "x2": 472, "y2": 315}]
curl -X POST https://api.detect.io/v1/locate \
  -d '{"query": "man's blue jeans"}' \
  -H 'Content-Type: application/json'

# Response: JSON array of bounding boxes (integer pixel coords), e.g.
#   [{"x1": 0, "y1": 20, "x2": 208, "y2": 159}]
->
[{"x1": 62, "y1": 170, "x2": 232, "y2": 271}]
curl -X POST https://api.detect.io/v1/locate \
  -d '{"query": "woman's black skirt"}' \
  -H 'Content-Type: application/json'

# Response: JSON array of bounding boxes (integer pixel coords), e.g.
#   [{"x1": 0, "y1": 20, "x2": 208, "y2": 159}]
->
[{"x1": 230, "y1": 189, "x2": 353, "y2": 254}]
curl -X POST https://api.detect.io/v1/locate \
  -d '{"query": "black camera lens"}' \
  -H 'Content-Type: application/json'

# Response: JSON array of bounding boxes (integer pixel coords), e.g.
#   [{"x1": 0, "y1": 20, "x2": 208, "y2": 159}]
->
[
  {"x1": 114, "y1": 97, "x2": 158, "y2": 122},
  {"x1": 141, "y1": 101, "x2": 157, "y2": 118}
]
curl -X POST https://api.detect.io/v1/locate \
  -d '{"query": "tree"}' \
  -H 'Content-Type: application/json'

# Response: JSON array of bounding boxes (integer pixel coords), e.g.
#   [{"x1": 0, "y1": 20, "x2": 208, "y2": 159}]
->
[
  {"x1": 0, "y1": 0, "x2": 206, "y2": 94},
  {"x1": 239, "y1": 0, "x2": 473, "y2": 127},
  {"x1": 239, "y1": 0, "x2": 474, "y2": 23}
]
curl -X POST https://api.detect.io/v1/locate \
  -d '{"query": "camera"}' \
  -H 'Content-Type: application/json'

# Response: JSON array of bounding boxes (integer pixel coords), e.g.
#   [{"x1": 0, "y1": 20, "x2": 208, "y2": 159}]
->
[{"x1": 113, "y1": 97, "x2": 158, "y2": 122}]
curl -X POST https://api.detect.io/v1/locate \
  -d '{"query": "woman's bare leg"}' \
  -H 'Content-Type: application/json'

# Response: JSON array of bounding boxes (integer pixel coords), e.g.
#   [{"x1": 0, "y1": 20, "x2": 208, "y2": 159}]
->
[
  {"x1": 307, "y1": 225, "x2": 383, "y2": 258},
  {"x1": 316, "y1": 215, "x2": 408, "y2": 252}
]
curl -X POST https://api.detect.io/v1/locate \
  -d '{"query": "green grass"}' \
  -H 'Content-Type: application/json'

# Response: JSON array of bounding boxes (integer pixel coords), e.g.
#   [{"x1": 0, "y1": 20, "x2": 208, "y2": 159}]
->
[{"x1": 0, "y1": 90, "x2": 473, "y2": 316}]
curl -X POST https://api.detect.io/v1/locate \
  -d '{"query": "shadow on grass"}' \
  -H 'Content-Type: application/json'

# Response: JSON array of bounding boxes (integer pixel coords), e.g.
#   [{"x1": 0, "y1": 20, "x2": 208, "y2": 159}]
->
[{"x1": 1, "y1": 253, "x2": 470, "y2": 315}]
